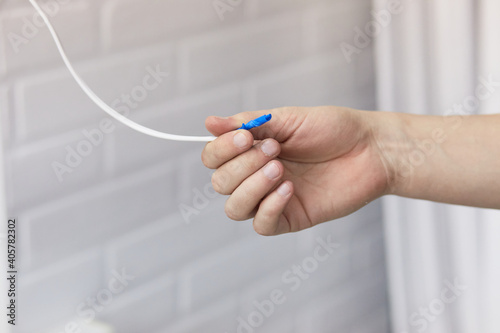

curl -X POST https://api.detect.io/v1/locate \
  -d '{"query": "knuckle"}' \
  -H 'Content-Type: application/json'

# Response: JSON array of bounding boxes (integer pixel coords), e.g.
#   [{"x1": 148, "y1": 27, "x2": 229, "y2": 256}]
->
[
  {"x1": 225, "y1": 202, "x2": 244, "y2": 221},
  {"x1": 256, "y1": 126, "x2": 274, "y2": 139},
  {"x1": 211, "y1": 172, "x2": 223, "y2": 194},
  {"x1": 253, "y1": 220, "x2": 273, "y2": 236},
  {"x1": 201, "y1": 151, "x2": 211, "y2": 169},
  {"x1": 202, "y1": 141, "x2": 230, "y2": 169},
  {"x1": 231, "y1": 156, "x2": 248, "y2": 174},
  {"x1": 212, "y1": 146, "x2": 225, "y2": 165},
  {"x1": 201, "y1": 144, "x2": 215, "y2": 169},
  {"x1": 212, "y1": 171, "x2": 231, "y2": 195}
]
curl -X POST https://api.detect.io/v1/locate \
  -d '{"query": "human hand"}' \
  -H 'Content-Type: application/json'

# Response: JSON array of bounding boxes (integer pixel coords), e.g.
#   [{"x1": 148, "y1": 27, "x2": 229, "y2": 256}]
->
[{"x1": 201, "y1": 106, "x2": 390, "y2": 236}]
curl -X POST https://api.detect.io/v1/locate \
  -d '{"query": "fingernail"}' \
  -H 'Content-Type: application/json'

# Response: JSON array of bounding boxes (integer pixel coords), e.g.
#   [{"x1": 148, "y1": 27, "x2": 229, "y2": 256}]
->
[
  {"x1": 277, "y1": 182, "x2": 291, "y2": 197},
  {"x1": 261, "y1": 140, "x2": 279, "y2": 156},
  {"x1": 263, "y1": 162, "x2": 280, "y2": 180},
  {"x1": 214, "y1": 116, "x2": 228, "y2": 120},
  {"x1": 233, "y1": 132, "x2": 247, "y2": 148}
]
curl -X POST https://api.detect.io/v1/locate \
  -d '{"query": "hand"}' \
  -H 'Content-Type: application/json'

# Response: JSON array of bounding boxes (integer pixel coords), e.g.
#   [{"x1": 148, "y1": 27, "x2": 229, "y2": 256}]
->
[{"x1": 201, "y1": 106, "x2": 390, "y2": 236}]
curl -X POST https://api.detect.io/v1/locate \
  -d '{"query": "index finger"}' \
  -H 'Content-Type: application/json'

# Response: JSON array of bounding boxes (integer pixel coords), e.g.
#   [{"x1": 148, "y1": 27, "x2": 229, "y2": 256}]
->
[{"x1": 201, "y1": 129, "x2": 254, "y2": 169}]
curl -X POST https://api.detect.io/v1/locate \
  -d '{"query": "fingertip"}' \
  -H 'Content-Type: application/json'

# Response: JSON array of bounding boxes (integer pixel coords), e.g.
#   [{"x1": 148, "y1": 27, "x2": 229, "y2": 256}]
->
[
  {"x1": 233, "y1": 129, "x2": 254, "y2": 150},
  {"x1": 276, "y1": 180, "x2": 293, "y2": 198},
  {"x1": 201, "y1": 128, "x2": 255, "y2": 169},
  {"x1": 260, "y1": 138, "x2": 281, "y2": 157}
]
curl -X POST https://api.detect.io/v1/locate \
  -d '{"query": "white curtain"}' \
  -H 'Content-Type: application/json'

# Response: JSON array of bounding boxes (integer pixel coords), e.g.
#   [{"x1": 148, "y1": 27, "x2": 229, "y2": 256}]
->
[{"x1": 373, "y1": 0, "x2": 500, "y2": 332}]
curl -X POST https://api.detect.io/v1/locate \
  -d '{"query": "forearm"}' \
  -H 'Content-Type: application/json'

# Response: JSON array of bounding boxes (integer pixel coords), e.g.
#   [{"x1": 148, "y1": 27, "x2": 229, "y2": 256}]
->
[{"x1": 371, "y1": 111, "x2": 500, "y2": 209}]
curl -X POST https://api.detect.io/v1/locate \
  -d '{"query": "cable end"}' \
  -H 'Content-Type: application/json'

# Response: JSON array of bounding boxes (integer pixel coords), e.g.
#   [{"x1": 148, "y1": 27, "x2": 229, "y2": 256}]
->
[{"x1": 238, "y1": 114, "x2": 272, "y2": 130}]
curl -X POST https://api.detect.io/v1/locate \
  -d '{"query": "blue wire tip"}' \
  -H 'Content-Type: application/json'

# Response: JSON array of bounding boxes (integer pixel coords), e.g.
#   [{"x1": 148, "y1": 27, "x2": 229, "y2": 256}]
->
[{"x1": 238, "y1": 114, "x2": 272, "y2": 130}]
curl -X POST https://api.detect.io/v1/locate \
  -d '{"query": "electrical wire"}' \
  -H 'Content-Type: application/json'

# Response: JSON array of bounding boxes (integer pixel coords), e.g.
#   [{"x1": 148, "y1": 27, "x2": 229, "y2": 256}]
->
[
  {"x1": 238, "y1": 114, "x2": 272, "y2": 130},
  {"x1": 28, "y1": 0, "x2": 217, "y2": 142}
]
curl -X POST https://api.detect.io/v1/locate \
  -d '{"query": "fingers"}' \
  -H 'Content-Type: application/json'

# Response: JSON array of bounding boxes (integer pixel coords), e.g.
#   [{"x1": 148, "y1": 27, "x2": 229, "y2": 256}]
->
[
  {"x1": 202, "y1": 108, "x2": 301, "y2": 236},
  {"x1": 201, "y1": 130, "x2": 254, "y2": 169},
  {"x1": 205, "y1": 109, "x2": 284, "y2": 139},
  {"x1": 211, "y1": 139, "x2": 281, "y2": 195},
  {"x1": 205, "y1": 116, "x2": 245, "y2": 137},
  {"x1": 253, "y1": 181, "x2": 294, "y2": 236},
  {"x1": 224, "y1": 160, "x2": 285, "y2": 221}
]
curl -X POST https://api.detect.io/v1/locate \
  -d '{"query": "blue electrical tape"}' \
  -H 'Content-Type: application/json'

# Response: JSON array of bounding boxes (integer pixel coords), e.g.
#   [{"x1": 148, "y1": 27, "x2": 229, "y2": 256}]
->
[{"x1": 238, "y1": 114, "x2": 272, "y2": 130}]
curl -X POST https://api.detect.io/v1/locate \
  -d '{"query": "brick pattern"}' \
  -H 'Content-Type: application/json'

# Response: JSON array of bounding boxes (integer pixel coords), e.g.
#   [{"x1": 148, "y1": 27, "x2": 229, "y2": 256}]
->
[{"x1": 0, "y1": 0, "x2": 388, "y2": 332}]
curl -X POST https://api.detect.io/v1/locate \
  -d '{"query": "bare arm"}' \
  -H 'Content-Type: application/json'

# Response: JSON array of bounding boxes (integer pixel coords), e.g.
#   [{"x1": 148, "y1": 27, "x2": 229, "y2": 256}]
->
[{"x1": 373, "y1": 112, "x2": 500, "y2": 209}]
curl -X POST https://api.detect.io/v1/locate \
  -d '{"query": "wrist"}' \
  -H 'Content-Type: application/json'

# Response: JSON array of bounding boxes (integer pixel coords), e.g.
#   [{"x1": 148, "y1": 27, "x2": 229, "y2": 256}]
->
[{"x1": 363, "y1": 110, "x2": 416, "y2": 196}]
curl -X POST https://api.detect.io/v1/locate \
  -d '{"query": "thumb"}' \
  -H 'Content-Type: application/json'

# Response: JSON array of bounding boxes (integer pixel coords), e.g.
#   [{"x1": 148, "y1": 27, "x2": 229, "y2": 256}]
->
[{"x1": 205, "y1": 109, "x2": 285, "y2": 139}]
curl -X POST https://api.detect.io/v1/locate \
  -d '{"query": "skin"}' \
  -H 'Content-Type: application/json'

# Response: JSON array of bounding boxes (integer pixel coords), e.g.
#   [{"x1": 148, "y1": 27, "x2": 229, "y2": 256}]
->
[{"x1": 201, "y1": 106, "x2": 500, "y2": 236}]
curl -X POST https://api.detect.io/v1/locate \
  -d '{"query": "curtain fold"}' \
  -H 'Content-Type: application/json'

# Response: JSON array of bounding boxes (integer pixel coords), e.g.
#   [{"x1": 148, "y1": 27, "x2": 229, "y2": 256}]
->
[
  {"x1": 374, "y1": 0, "x2": 500, "y2": 332},
  {"x1": 477, "y1": 2, "x2": 500, "y2": 330}
]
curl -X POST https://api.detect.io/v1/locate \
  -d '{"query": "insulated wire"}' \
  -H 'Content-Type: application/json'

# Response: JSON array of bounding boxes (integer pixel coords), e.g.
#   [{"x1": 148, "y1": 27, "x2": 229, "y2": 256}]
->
[{"x1": 28, "y1": 0, "x2": 217, "y2": 142}]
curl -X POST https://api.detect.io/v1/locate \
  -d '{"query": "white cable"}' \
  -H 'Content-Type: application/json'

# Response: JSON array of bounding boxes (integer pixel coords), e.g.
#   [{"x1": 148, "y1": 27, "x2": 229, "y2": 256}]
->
[{"x1": 29, "y1": 0, "x2": 216, "y2": 142}]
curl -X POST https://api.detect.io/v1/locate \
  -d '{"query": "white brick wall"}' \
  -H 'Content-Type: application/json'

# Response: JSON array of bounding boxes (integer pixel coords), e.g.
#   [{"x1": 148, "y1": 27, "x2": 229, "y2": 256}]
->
[{"x1": 0, "y1": 0, "x2": 388, "y2": 332}]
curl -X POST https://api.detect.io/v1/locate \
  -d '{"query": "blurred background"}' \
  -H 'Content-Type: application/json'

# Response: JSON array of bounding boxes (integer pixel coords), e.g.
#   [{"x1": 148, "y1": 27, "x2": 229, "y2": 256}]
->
[
  {"x1": 0, "y1": 0, "x2": 387, "y2": 332},
  {"x1": 0, "y1": 0, "x2": 499, "y2": 332}
]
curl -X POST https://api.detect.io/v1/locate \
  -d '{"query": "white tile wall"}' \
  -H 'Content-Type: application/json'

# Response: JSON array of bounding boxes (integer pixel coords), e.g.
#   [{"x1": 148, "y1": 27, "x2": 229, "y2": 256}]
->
[
  {"x1": 16, "y1": 249, "x2": 105, "y2": 333},
  {"x1": 101, "y1": 0, "x2": 245, "y2": 52},
  {"x1": 99, "y1": 273, "x2": 177, "y2": 333},
  {"x1": 296, "y1": 273, "x2": 388, "y2": 332},
  {"x1": 1, "y1": 1, "x2": 98, "y2": 76},
  {"x1": 0, "y1": 0, "x2": 389, "y2": 332}
]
